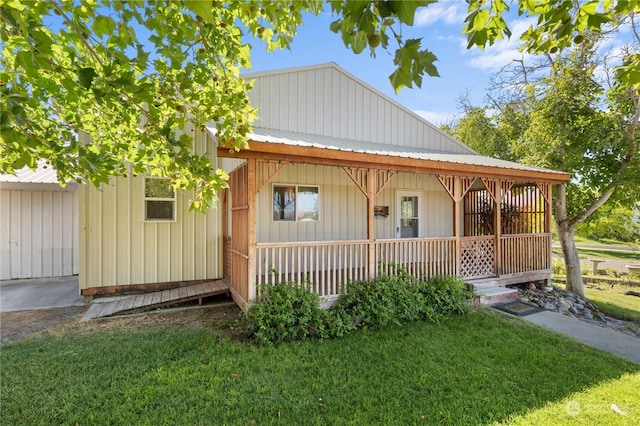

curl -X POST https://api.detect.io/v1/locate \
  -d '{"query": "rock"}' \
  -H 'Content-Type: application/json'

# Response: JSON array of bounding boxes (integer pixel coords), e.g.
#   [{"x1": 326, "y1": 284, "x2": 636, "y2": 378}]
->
[
  {"x1": 558, "y1": 300, "x2": 572, "y2": 312},
  {"x1": 583, "y1": 309, "x2": 593, "y2": 320},
  {"x1": 543, "y1": 302, "x2": 557, "y2": 311},
  {"x1": 569, "y1": 306, "x2": 579, "y2": 315},
  {"x1": 573, "y1": 303, "x2": 584, "y2": 310}
]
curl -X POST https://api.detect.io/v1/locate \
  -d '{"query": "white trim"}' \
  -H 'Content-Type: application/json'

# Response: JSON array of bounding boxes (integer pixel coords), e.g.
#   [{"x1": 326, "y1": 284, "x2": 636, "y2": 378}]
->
[
  {"x1": 396, "y1": 190, "x2": 423, "y2": 238},
  {"x1": 143, "y1": 177, "x2": 177, "y2": 222}
]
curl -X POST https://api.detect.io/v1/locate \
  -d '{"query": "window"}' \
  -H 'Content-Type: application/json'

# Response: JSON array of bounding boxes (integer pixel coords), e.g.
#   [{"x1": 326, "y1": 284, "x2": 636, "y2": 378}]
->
[
  {"x1": 273, "y1": 185, "x2": 319, "y2": 222},
  {"x1": 144, "y1": 178, "x2": 176, "y2": 221}
]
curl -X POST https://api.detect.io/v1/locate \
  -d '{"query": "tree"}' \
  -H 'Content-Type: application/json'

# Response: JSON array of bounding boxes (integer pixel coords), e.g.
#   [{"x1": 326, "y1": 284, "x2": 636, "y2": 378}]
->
[
  {"x1": 2, "y1": 0, "x2": 639, "y2": 212},
  {"x1": 447, "y1": 34, "x2": 640, "y2": 297}
]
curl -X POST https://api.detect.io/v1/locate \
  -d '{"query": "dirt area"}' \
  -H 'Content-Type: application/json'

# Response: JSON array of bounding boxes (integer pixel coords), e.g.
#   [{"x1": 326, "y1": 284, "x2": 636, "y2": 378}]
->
[{"x1": 1, "y1": 302, "x2": 249, "y2": 345}]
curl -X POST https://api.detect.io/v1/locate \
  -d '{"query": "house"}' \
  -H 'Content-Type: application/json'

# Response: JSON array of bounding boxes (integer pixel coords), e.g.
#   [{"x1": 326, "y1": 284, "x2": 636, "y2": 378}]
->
[
  {"x1": 79, "y1": 63, "x2": 569, "y2": 309},
  {"x1": 0, "y1": 162, "x2": 79, "y2": 280}
]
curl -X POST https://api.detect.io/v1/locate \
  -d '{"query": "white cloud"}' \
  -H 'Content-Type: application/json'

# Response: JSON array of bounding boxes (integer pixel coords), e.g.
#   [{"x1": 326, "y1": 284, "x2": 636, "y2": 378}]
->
[
  {"x1": 415, "y1": 3, "x2": 466, "y2": 27},
  {"x1": 414, "y1": 109, "x2": 456, "y2": 126},
  {"x1": 463, "y1": 19, "x2": 537, "y2": 72}
]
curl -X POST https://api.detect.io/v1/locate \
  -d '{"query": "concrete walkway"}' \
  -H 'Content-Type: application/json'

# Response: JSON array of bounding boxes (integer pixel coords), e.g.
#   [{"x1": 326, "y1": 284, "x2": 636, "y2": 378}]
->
[
  {"x1": 0, "y1": 276, "x2": 84, "y2": 313},
  {"x1": 522, "y1": 310, "x2": 640, "y2": 364}
]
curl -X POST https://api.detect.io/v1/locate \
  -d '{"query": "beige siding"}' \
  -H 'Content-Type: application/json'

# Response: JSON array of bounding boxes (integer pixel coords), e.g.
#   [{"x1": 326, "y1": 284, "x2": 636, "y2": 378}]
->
[
  {"x1": 78, "y1": 128, "x2": 230, "y2": 290},
  {"x1": 0, "y1": 185, "x2": 79, "y2": 279},
  {"x1": 247, "y1": 64, "x2": 473, "y2": 154},
  {"x1": 255, "y1": 165, "x2": 453, "y2": 243}
]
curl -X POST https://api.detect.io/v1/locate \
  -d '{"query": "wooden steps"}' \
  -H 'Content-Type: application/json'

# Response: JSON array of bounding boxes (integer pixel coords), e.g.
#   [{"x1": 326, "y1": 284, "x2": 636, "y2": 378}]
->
[
  {"x1": 471, "y1": 284, "x2": 518, "y2": 306},
  {"x1": 82, "y1": 279, "x2": 230, "y2": 321}
]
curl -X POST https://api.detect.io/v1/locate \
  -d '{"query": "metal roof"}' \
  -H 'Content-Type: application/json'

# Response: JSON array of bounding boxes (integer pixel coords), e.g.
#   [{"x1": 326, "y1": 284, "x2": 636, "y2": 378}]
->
[
  {"x1": 233, "y1": 127, "x2": 563, "y2": 176},
  {"x1": 0, "y1": 161, "x2": 61, "y2": 184}
]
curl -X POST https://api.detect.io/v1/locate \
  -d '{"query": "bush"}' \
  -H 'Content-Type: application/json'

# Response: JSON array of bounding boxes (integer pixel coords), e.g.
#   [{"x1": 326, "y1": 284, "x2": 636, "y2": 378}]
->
[
  {"x1": 418, "y1": 275, "x2": 473, "y2": 316},
  {"x1": 246, "y1": 282, "x2": 325, "y2": 345},
  {"x1": 246, "y1": 270, "x2": 473, "y2": 344}
]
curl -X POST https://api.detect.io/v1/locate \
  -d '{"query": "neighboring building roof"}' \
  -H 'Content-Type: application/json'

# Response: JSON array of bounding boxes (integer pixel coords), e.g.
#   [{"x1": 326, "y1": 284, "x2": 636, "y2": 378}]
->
[{"x1": 0, "y1": 161, "x2": 60, "y2": 184}]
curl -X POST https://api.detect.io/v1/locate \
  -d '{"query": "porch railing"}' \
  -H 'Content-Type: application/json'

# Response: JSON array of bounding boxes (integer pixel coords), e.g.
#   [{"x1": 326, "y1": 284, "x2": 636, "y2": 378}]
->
[
  {"x1": 256, "y1": 240, "x2": 369, "y2": 296},
  {"x1": 374, "y1": 238, "x2": 456, "y2": 278},
  {"x1": 499, "y1": 233, "x2": 551, "y2": 274},
  {"x1": 255, "y1": 234, "x2": 552, "y2": 298}
]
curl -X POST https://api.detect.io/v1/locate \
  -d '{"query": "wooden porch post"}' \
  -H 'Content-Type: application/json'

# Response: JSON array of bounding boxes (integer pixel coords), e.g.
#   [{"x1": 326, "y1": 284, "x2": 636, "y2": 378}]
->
[
  {"x1": 367, "y1": 168, "x2": 376, "y2": 280},
  {"x1": 247, "y1": 158, "x2": 257, "y2": 302},
  {"x1": 495, "y1": 184, "x2": 502, "y2": 277},
  {"x1": 453, "y1": 176, "x2": 462, "y2": 276}
]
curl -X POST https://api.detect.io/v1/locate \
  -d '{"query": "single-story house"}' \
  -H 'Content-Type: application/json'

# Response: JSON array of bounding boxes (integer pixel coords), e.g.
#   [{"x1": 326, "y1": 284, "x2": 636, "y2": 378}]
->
[
  {"x1": 79, "y1": 63, "x2": 569, "y2": 309},
  {"x1": 0, "y1": 162, "x2": 79, "y2": 280}
]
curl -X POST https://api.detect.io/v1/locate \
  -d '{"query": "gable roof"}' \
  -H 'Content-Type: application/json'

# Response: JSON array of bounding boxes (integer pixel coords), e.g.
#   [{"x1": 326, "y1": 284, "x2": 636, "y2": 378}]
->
[
  {"x1": 243, "y1": 62, "x2": 475, "y2": 155},
  {"x1": 216, "y1": 63, "x2": 569, "y2": 183}
]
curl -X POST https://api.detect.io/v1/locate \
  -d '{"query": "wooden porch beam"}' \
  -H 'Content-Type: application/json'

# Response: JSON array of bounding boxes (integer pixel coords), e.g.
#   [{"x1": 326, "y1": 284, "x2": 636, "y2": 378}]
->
[
  {"x1": 256, "y1": 160, "x2": 288, "y2": 193},
  {"x1": 218, "y1": 142, "x2": 570, "y2": 183}
]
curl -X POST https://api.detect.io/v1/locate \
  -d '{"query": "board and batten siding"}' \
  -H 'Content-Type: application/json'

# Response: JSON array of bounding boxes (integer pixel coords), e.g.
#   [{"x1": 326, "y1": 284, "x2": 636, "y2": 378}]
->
[
  {"x1": 0, "y1": 184, "x2": 79, "y2": 280},
  {"x1": 255, "y1": 164, "x2": 453, "y2": 243},
  {"x1": 78, "y1": 128, "x2": 233, "y2": 291},
  {"x1": 247, "y1": 64, "x2": 474, "y2": 154}
]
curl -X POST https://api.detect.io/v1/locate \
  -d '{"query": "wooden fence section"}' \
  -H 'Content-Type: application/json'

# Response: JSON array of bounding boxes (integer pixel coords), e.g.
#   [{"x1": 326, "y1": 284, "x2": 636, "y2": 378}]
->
[
  {"x1": 499, "y1": 233, "x2": 551, "y2": 275},
  {"x1": 230, "y1": 164, "x2": 250, "y2": 302}
]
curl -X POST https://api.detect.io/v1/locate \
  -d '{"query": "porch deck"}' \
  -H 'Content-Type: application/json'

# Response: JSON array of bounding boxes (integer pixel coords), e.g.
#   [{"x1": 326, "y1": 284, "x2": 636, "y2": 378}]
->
[{"x1": 82, "y1": 279, "x2": 230, "y2": 320}]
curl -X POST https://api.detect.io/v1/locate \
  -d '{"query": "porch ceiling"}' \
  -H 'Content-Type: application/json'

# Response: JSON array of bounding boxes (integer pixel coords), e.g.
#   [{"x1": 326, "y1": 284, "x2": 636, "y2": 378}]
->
[{"x1": 210, "y1": 127, "x2": 570, "y2": 183}]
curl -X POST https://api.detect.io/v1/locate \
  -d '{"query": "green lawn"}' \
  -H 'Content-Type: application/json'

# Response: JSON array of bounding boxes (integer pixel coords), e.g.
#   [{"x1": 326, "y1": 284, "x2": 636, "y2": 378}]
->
[
  {"x1": 584, "y1": 286, "x2": 640, "y2": 324},
  {"x1": 2, "y1": 309, "x2": 638, "y2": 425},
  {"x1": 552, "y1": 247, "x2": 640, "y2": 263}
]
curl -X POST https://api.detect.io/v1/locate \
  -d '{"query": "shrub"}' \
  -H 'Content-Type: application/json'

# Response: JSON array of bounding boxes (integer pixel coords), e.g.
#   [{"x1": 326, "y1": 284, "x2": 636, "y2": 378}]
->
[
  {"x1": 246, "y1": 282, "x2": 325, "y2": 345},
  {"x1": 417, "y1": 275, "x2": 473, "y2": 316},
  {"x1": 246, "y1": 270, "x2": 473, "y2": 344},
  {"x1": 552, "y1": 258, "x2": 566, "y2": 275}
]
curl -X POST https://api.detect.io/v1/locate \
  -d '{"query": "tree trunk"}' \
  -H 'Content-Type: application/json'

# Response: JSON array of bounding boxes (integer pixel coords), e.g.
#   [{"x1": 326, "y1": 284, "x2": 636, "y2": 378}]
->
[
  {"x1": 553, "y1": 183, "x2": 585, "y2": 297},
  {"x1": 557, "y1": 224, "x2": 584, "y2": 297}
]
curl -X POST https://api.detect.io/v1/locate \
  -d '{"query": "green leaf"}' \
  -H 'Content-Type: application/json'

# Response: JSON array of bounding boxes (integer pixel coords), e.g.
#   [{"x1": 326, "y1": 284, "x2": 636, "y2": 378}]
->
[
  {"x1": 183, "y1": 0, "x2": 214, "y2": 23},
  {"x1": 396, "y1": 1, "x2": 435, "y2": 26},
  {"x1": 352, "y1": 30, "x2": 368, "y2": 54},
  {"x1": 93, "y1": 15, "x2": 116, "y2": 37},
  {"x1": 78, "y1": 67, "x2": 97, "y2": 89}
]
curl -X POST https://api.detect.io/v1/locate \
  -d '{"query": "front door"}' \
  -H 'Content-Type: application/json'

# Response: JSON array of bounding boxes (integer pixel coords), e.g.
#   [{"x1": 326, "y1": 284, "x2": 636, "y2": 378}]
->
[{"x1": 397, "y1": 191, "x2": 421, "y2": 238}]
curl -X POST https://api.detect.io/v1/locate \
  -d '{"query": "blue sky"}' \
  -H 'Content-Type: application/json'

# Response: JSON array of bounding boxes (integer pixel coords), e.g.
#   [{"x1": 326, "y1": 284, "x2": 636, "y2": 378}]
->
[{"x1": 245, "y1": 1, "x2": 536, "y2": 126}]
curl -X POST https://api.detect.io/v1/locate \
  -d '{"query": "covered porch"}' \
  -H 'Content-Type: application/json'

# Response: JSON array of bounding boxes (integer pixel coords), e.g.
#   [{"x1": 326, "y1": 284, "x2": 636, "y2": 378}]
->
[{"x1": 217, "y1": 132, "x2": 567, "y2": 310}]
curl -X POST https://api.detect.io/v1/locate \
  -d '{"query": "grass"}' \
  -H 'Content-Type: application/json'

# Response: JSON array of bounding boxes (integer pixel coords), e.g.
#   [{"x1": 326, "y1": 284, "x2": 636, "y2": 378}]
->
[
  {"x1": 552, "y1": 247, "x2": 640, "y2": 262},
  {"x1": 584, "y1": 285, "x2": 640, "y2": 324},
  {"x1": 572, "y1": 235, "x2": 632, "y2": 246},
  {"x1": 2, "y1": 309, "x2": 639, "y2": 425}
]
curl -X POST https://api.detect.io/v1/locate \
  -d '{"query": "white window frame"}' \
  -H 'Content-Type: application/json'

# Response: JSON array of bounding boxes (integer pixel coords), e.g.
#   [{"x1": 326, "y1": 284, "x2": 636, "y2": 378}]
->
[
  {"x1": 144, "y1": 177, "x2": 177, "y2": 222},
  {"x1": 396, "y1": 190, "x2": 422, "y2": 238},
  {"x1": 272, "y1": 184, "x2": 320, "y2": 223}
]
